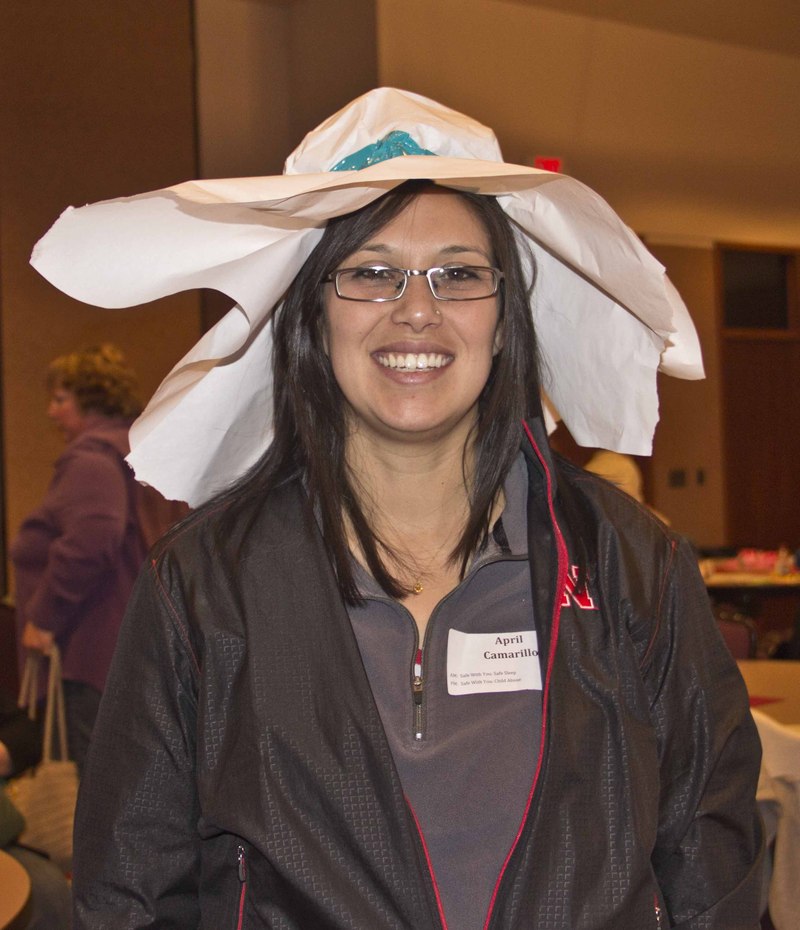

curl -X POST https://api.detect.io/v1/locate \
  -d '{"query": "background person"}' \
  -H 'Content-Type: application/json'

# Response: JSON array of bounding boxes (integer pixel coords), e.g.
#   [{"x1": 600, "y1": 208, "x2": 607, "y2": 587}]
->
[
  {"x1": 584, "y1": 448, "x2": 671, "y2": 524},
  {"x1": 11, "y1": 344, "x2": 183, "y2": 774},
  {"x1": 32, "y1": 90, "x2": 762, "y2": 929}
]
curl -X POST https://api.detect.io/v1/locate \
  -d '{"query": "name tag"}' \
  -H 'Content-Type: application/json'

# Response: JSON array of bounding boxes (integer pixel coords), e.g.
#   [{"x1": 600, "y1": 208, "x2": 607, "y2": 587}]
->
[{"x1": 447, "y1": 629, "x2": 542, "y2": 695}]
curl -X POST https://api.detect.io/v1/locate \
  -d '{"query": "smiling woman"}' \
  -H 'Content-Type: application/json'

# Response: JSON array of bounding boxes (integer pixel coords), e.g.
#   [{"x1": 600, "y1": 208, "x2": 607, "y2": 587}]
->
[
  {"x1": 322, "y1": 191, "x2": 501, "y2": 438},
  {"x1": 245, "y1": 180, "x2": 537, "y2": 616},
  {"x1": 317, "y1": 187, "x2": 507, "y2": 619},
  {"x1": 30, "y1": 89, "x2": 764, "y2": 930}
]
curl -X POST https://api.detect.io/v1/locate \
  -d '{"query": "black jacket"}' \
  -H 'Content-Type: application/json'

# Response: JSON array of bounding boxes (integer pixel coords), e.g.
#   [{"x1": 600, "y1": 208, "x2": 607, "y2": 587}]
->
[{"x1": 73, "y1": 423, "x2": 763, "y2": 929}]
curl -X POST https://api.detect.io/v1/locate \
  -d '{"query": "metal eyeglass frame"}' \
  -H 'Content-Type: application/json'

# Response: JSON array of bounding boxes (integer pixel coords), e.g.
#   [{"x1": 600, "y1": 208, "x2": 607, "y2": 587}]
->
[{"x1": 323, "y1": 265, "x2": 504, "y2": 302}]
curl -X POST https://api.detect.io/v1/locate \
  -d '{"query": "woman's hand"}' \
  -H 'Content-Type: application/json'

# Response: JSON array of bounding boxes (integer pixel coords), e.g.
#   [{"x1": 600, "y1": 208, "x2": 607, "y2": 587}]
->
[{"x1": 22, "y1": 621, "x2": 54, "y2": 655}]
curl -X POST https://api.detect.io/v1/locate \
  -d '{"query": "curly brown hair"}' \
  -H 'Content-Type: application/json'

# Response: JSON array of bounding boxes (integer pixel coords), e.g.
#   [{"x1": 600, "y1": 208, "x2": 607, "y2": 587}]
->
[{"x1": 46, "y1": 344, "x2": 142, "y2": 418}]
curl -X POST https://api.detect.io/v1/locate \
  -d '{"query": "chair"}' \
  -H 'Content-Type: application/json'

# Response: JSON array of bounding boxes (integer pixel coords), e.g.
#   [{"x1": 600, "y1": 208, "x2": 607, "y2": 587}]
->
[
  {"x1": 771, "y1": 607, "x2": 800, "y2": 660},
  {"x1": 713, "y1": 603, "x2": 758, "y2": 659}
]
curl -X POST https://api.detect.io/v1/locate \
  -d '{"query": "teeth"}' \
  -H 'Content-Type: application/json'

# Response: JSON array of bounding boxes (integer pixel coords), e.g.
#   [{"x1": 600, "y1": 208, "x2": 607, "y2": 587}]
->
[{"x1": 377, "y1": 352, "x2": 450, "y2": 371}]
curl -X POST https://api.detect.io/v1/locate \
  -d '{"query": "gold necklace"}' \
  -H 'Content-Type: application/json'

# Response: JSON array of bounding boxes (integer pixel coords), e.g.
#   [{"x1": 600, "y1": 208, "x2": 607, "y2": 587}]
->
[
  {"x1": 406, "y1": 491, "x2": 505, "y2": 595},
  {"x1": 347, "y1": 490, "x2": 478, "y2": 598},
  {"x1": 402, "y1": 533, "x2": 456, "y2": 596}
]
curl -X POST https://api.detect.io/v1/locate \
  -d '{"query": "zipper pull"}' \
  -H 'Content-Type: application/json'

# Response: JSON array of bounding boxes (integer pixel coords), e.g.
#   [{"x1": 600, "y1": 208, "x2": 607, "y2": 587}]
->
[
  {"x1": 238, "y1": 845, "x2": 247, "y2": 883},
  {"x1": 413, "y1": 648, "x2": 424, "y2": 740}
]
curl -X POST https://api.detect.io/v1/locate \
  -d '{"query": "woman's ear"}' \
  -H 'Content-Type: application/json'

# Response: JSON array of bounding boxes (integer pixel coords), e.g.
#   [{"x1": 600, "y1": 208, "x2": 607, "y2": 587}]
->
[{"x1": 492, "y1": 321, "x2": 504, "y2": 356}]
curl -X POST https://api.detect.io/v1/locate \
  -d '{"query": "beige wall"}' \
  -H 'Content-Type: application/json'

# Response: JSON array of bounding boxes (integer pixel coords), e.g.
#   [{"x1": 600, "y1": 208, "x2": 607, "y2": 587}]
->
[
  {"x1": 373, "y1": 0, "x2": 800, "y2": 545},
  {"x1": 376, "y1": 0, "x2": 800, "y2": 245},
  {"x1": 192, "y1": 0, "x2": 379, "y2": 330},
  {"x1": 647, "y1": 245, "x2": 725, "y2": 545},
  {"x1": 194, "y1": 0, "x2": 378, "y2": 179},
  {"x1": 285, "y1": 0, "x2": 379, "y2": 151},
  {"x1": 194, "y1": 0, "x2": 293, "y2": 178},
  {"x1": 0, "y1": 3, "x2": 203, "y2": 588}
]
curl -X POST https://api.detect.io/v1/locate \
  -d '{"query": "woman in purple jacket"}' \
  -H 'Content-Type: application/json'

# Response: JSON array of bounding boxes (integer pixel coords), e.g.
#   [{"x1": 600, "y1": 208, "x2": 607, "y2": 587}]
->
[{"x1": 11, "y1": 345, "x2": 148, "y2": 773}]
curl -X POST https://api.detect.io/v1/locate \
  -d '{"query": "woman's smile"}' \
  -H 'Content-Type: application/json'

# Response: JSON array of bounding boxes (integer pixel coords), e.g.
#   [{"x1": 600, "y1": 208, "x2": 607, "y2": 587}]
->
[{"x1": 372, "y1": 340, "x2": 455, "y2": 375}]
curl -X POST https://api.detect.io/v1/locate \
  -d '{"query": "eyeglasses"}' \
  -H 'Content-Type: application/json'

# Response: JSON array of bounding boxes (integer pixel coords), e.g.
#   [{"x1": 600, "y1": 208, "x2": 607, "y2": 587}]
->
[{"x1": 324, "y1": 265, "x2": 503, "y2": 302}]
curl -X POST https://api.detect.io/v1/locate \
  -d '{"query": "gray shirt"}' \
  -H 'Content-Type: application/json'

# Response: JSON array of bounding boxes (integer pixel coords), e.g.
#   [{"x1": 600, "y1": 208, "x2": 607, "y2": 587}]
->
[{"x1": 348, "y1": 455, "x2": 542, "y2": 930}]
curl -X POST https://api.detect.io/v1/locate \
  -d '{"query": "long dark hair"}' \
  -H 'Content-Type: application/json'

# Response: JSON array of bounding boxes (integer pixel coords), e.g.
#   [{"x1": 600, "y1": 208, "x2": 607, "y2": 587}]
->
[{"x1": 215, "y1": 181, "x2": 545, "y2": 602}]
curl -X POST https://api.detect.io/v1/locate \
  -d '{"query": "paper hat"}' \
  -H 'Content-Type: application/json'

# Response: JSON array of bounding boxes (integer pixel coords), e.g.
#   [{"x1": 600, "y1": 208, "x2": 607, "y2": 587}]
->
[{"x1": 31, "y1": 87, "x2": 703, "y2": 505}]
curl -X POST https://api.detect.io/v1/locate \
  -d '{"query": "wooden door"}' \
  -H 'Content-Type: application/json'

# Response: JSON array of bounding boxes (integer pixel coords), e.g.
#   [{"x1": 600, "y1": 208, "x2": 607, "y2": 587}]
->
[{"x1": 718, "y1": 246, "x2": 800, "y2": 549}]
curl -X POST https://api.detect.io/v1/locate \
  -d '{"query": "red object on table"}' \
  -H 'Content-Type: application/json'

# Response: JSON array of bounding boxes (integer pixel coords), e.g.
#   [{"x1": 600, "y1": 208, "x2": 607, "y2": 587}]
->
[{"x1": 750, "y1": 696, "x2": 783, "y2": 708}]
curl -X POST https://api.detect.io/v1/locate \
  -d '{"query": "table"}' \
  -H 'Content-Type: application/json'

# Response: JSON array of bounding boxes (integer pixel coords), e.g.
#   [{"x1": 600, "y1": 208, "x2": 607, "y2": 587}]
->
[
  {"x1": 705, "y1": 572, "x2": 800, "y2": 612},
  {"x1": 738, "y1": 660, "x2": 800, "y2": 724},
  {"x1": 738, "y1": 660, "x2": 800, "y2": 930},
  {"x1": 0, "y1": 849, "x2": 32, "y2": 930},
  {"x1": 708, "y1": 576, "x2": 800, "y2": 650}
]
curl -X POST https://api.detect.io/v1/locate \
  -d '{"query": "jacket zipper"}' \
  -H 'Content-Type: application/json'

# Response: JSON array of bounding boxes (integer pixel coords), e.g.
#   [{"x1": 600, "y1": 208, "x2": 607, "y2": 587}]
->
[
  {"x1": 407, "y1": 553, "x2": 519, "y2": 743},
  {"x1": 653, "y1": 893, "x2": 663, "y2": 927},
  {"x1": 413, "y1": 647, "x2": 425, "y2": 740},
  {"x1": 236, "y1": 845, "x2": 247, "y2": 930}
]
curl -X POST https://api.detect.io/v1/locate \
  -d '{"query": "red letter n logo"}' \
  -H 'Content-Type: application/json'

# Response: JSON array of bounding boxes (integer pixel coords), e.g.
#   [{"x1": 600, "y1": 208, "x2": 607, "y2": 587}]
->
[{"x1": 561, "y1": 565, "x2": 598, "y2": 610}]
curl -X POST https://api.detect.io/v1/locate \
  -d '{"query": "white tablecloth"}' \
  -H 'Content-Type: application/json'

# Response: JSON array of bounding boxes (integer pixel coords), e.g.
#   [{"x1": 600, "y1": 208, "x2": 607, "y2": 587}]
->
[{"x1": 752, "y1": 709, "x2": 800, "y2": 930}]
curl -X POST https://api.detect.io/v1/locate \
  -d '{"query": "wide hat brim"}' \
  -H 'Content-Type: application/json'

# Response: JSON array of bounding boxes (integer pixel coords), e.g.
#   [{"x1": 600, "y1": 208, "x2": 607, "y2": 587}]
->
[{"x1": 31, "y1": 88, "x2": 703, "y2": 505}]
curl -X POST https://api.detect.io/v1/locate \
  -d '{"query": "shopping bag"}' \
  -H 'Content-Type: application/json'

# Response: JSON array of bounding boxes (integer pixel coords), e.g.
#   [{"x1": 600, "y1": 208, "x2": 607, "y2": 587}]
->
[{"x1": 7, "y1": 647, "x2": 78, "y2": 872}]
